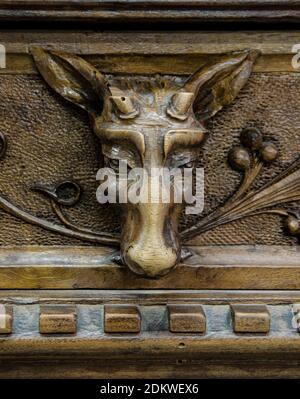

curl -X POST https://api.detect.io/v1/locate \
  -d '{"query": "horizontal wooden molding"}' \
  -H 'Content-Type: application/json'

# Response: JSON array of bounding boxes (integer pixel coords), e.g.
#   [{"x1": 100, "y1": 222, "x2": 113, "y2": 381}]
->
[
  {"x1": 0, "y1": 1, "x2": 299, "y2": 23},
  {"x1": 0, "y1": 246, "x2": 299, "y2": 289},
  {"x1": 0, "y1": 292, "x2": 296, "y2": 377},
  {"x1": 1, "y1": 54, "x2": 299, "y2": 75},
  {"x1": 1, "y1": 31, "x2": 300, "y2": 53},
  {"x1": 0, "y1": 289, "x2": 299, "y2": 305},
  {"x1": 0, "y1": 31, "x2": 299, "y2": 74}
]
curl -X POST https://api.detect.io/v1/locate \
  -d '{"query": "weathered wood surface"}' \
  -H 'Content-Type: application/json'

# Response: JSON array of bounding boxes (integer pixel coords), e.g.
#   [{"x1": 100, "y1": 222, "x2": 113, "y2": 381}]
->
[
  {"x1": 0, "y1": 1, "x2": 299, "y2": 24},
  {"x1": 168, "y1": 305, "x2": 206, "y2": 333},
  {"x1": 1, "y1": 358, "x2": 300, "y2": 379},
  {"x1": 0, "y1": 19, "x2": 299, "y2": 378},
  {"x1": 104, "y1": 305, "x2": 141, "y2": 333},
  {"x1": 231, "y1": 304, "x2": 270, "y2": 333},
  {"x1": 0, "y1": 295, "x2": 296, "y2": 378},
  {"x1": 2, "y1": 31, "x2": 300, "y2": 54},
  {"x1": 1, "y1": 31, "x2": 299, "y2": 75},
  {"x1": 0, "y1": 246, "x2": 298, "y2": 289},
  {"x1": 0, "y1": 289, "x2": 299, "y2": 304},
  {"x1": 39, "y1": 305, "x2": 77, "y2": 334},
  {"x1": 3, "y1": 53, "x2": 300, "y2": 75}
]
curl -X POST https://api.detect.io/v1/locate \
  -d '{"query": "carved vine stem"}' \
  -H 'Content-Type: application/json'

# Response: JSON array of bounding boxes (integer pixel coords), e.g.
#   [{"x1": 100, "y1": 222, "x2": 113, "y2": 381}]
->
[
  {"x1": 0, "y1": 173, "x2": 120, "y2": 246},
  {"x1": 50, "y1": 199, "x2": 118, "y2": 239},
  {"x1": 181, "y1": 128, "x2": 300, "y2": 241},
  {"x1": 31, "y1": 181, "x2": 121, "y2": 245},
  {"x1": 0, "y1": 194, "x2": 120, "y2": 245}
]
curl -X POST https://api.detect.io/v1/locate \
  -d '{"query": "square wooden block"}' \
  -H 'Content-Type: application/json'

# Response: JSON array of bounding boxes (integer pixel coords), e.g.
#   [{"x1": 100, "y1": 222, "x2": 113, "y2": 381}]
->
[
  {"x1": 104, "y1": 305, "x2": 141, "y2": 333},
  {"x1": 231, "y1": 304, "x2": 270, "y2": 333},
  {"x1": 168, "y1": 305, "x2": 206, "y2": 333},
  {"x1": 0, "y1": 305, "x2": 12, "y2": 334},
  {"x1": 39, "y1": 305, "x2": 77, "y2": 334}
]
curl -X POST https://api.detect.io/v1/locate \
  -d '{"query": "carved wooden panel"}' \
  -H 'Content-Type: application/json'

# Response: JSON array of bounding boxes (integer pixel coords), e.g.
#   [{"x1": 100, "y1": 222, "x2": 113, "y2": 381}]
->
[
  {"x1": 0, "y1": 31, "x2": 300, "y2": 285},
  {"x1": 0, "y1": 24, "x2": 300, "y2": 378}
]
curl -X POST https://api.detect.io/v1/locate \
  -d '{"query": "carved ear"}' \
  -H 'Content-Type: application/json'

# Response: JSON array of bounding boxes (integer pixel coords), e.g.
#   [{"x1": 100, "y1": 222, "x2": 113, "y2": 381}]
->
[
  {"x1": 31, "y1": 47, "x2": 109, "y2": 116},
  {"x1": 182, "y1": 49, "x2": 260, "y2": 121}
]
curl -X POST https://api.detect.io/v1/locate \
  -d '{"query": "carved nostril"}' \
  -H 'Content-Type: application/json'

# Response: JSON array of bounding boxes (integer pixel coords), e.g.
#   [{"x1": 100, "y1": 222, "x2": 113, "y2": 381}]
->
[{"x1": 124, "y1": 245, "x2": 179, "y2": 278}]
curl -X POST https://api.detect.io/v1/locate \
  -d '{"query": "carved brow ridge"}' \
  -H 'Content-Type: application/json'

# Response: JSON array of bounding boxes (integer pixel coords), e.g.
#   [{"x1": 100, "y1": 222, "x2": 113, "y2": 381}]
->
[
  {"x1": 164, "y1": 129, "x2": 206, "y2": 157},
  {"x1": 98, "y1": 129, "x2": 145, "y2": 157}
]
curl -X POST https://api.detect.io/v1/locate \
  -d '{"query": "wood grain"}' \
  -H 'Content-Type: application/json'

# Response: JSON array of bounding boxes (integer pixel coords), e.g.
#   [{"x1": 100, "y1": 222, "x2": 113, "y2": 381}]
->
[
  {"x1": 0, "y1": 1, "x2": 299, "y2": 23},
  {"x1": 0, "y1": 305, "x2": 12, "y2": 334},
  {"x1": 39, "y1": 305, "x2": 77, "y2": 334},
  {"x1": 231, "y1": 304, "x2": 270, "y2": 333},
  {"x1": 0, "y1": 289, "x2": 299, "y2": 305},
  {"x1": 104, "y1": 305, "x2": 141, "y2": 333},
  {"x1": 0, "y1": 18, "x2": 299, "y2": 378},
  {"x1": 168, "y1": 305, "x2": 206, "y2": 333},
  {"x1": 1, "y1": 31, "x2": 300, "y2": 55},
  {"x1": 2, "y1": 54, "x2": 299, "y2": 75},
  {"x1": 0, "y1": 246, "x2": 298, "y2": 289},
  {"x1": 0, "y1": 31, "x2": 299, "y2": 75}
]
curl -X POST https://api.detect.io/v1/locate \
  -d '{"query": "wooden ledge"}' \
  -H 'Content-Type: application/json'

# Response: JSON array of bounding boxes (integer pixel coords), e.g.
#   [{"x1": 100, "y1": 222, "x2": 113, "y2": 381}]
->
[
  {"x1": 0, "y1": 1, "x2": 299, "y2": 24},
  {"x1": 0, "y1": 293, "x2": 296, "y2": 378},
  {"x1": 0, "y1": 245, "x2": 299, "y2": 289}
]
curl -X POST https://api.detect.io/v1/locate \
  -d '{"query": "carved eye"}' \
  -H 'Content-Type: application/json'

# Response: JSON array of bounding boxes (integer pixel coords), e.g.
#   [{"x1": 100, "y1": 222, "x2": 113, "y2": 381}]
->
[
  {"x1": 105, "y1": 157, "x2": 132, "y2": 175},
  {"x1": 182, "y1": 161, "x2": 194, "y2": 168},
  {"x1": 167, "y1": 148, "x2": 199, "y2": 169},
  {"x1": 108, "y1": 158, "x2": 120, "y2": 170},
  {"x1": 110, "y1": 96, "x2": 139, "y2": 119},
  {"x1": 102, "y1": 143, "x2": 141, "y2": 170}
]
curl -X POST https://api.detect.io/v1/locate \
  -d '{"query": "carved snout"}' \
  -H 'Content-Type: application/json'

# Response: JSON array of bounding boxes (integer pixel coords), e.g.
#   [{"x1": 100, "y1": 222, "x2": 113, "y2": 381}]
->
[{"x1": 121, "y1": 203, "x2": 181, "y2": 278}]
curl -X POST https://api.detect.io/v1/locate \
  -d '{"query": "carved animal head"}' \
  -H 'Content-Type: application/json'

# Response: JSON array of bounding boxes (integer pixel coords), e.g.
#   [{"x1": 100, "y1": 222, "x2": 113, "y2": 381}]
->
[{"x1": 32, "y1": 48, "x2": 259, "y2": 278}]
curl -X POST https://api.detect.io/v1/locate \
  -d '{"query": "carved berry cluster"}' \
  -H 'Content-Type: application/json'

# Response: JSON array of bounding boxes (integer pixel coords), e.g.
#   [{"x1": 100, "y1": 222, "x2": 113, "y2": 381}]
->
[{"x1": 228, "y1": 127, "x2": 278, "y2": 171}]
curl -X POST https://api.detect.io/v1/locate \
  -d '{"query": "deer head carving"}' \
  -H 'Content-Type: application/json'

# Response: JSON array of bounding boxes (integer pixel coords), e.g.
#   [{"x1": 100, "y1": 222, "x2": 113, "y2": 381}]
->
[{"x1": 31, "y1": 48, "x2": 259, "y2": 278}]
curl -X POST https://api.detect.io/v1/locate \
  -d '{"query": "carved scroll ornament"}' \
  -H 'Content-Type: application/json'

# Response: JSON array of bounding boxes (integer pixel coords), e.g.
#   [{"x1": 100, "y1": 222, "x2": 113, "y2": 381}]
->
[{"x1": 0, "y1": 48, "x2": 300, "y2": 278}]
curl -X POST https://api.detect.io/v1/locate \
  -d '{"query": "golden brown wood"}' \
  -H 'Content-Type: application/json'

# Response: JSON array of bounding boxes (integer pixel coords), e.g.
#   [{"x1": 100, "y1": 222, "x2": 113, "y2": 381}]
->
[
  {"x1": 0, "y1": 39, "x2": 294, "y2": 281},
  {"x1": 168, "y1": 305, "x2": 206, "y2": 333},
  {"x1": 104, "y1": 305, "x2": 141, "y2": 333},
  {"x1": 231, "y1": 304, "x2": 270, "y2": 333},
  {"x1": 0, "y1": 1, "x2": 299, "y2": 24},
  {"x1": 3, "y1": 31, "x2": 300, "y2": 76},
  {"x1": 27, "y1": 47, "x2": 258, "y2": 278},
  {"x1": 2, "y1": 31, "x2": 300, "y2": 55},
  {"x1": 0, "y1": 305, "x2": 12, "y2": 334},
  {"x1": 39, "y1": 305, "x2": 77, "y2": 334},
  {"x1": 0, "y1": 288, "x2": 299, "y2": 305},
  {"x1": 0, "y1": 23, "x2": 300, "y2": 379},
  {"x1": 0, "y1": 246, "x2": 298, "y2": 290},
  {"x1": 0, "y1": 290, "x2": 294, "y2": 378},
  {"x1": 292, "y1": 304, "x2": 300, "y2": 332}
]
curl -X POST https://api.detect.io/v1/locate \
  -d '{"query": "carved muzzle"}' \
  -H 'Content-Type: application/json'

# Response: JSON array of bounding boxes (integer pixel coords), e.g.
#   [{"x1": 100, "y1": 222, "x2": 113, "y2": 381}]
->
[{"x1": 121, "y1": 203, "x2": 181, "y2": 278}]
